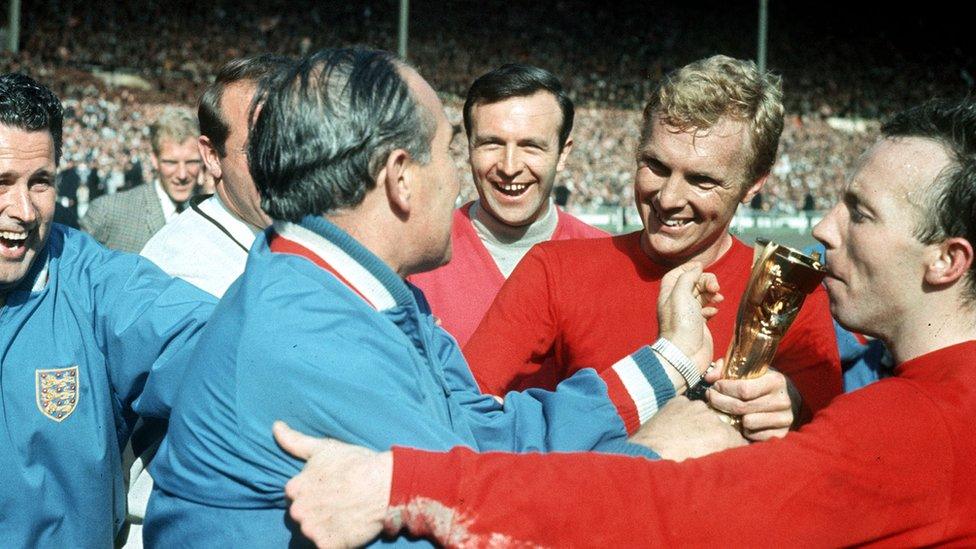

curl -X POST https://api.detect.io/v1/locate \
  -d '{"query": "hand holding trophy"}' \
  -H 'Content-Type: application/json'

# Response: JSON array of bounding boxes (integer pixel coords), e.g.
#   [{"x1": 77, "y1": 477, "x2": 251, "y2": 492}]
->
[{"x1": 718, "y1": 239, "x2": 826, "y2": 428}]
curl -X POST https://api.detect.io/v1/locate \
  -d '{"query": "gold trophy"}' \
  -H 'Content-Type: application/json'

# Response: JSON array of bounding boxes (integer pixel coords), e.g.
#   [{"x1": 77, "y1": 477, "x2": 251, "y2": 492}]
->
[{"x1": 720, "y1": 239, "x2": 826, "y2": 426}]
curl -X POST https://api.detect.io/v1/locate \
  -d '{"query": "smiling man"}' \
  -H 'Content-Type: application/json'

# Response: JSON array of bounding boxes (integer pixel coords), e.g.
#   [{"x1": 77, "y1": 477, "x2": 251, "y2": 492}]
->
[
  {"x1": 0, "y1": 73, "x2": 214, "y2": 547},
  {"x1": 144, "y1": 49, "x2": 698, "y2": 547},
  {"x1": 409, "y1": 64, "x2": 605, "y2": 346},
  {"x1": 466, "y1": 55, "x2": 841, "y2": 427},
  {"x1": 277, "y1": 97, "x2": 976, "y2": 548},
  {"x1": 81, "y1": 108, "x2": 202, "y2": 252}
]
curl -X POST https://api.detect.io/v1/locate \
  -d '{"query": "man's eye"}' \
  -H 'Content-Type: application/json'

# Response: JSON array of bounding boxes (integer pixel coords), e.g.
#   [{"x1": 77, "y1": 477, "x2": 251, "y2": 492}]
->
[
  {"x1": 688, "y1": 176, "x2": 718, "y2": 188},
  {"x1": 849, "y1": 207, "x2": 866, "y2": 223},
  {"x1": 644, "y1": 161, "x2": 668, "y2": 177}
]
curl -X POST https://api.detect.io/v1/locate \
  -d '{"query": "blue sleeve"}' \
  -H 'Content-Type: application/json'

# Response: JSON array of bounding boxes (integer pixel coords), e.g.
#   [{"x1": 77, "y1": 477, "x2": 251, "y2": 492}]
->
[
  {"x1": 231, "y1": 316, "x2": 481, "y2": 478},
  {"x1": 428, "y1": 318, "x2": 661, "y2": 459},
  {"x1": 88, "y1": 246, "x2": 217, "y2": 419}
]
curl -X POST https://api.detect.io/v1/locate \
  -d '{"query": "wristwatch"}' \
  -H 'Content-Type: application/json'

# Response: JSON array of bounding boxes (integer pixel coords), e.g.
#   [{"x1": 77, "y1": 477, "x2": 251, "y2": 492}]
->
[{"x1": 650, "y1": 337, "x2": 702, "y2": 390}]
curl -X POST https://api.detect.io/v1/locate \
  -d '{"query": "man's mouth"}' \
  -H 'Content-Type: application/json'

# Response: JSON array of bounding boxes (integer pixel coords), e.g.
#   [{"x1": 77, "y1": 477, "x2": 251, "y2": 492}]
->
[
  {"x1": 0, "y1": 229, "x2": 31, "y2": 259},
  {"x1": 655, "y1": 209, "x2": 695, "y2": 229},
  {"x1": 492, "y1": 181, "x2": 532, "y2": 197}
]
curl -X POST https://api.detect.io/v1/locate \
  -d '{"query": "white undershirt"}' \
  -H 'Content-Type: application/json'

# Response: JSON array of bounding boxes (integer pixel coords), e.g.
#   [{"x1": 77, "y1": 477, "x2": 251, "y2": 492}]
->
[{"x1": 470, "y1": 199, "x2": 559, "y2": 278}]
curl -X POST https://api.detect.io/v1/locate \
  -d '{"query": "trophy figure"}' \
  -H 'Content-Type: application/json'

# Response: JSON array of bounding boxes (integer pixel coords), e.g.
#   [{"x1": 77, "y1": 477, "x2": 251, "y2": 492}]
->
[{"x1": 720, "y1": 239, "x2": 826, "y2": 426}]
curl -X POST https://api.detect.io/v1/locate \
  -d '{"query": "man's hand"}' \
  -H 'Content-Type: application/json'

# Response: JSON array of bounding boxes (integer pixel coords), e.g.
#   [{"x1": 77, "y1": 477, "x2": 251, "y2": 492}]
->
[
  {"x1": 273, "y1": 422, "x2": 392, "y2": 548},
  {"x1": 704, "y1": 365, "x2": 794, "y2": 442},
  {"x1": 629, "y1": 397, "x2": 747, "y2": 461},
  {"x1": 657, "y1": 262, "x2": 723, "y2": 374}
]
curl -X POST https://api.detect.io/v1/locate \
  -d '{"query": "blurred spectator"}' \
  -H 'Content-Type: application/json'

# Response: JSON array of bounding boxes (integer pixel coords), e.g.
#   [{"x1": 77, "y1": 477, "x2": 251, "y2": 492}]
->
[{"x1": 80, "y1": 107, "x2": 201, "y2": 252}]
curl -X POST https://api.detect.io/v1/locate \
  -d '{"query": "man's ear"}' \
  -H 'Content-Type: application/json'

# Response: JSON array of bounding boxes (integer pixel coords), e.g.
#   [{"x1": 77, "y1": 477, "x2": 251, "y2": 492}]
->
[
  {"x1": 556, "y1": 137, "x2": 574, "y2": 171},
  {"x1": 924, "y1": 237, "x2": 974, "y2": 287},
  {"x1": 150, "y1": 151, "x2": 160, "y2": 173},
  {"x1": 740, "y1": 172, "x2": 769, "y2": 204},
  {"x1": 199, "y1": 136, "x2": 223, "y2": 180},
  {"x1": 381, "y1": 148, "x2": 412, "y2": 217}
]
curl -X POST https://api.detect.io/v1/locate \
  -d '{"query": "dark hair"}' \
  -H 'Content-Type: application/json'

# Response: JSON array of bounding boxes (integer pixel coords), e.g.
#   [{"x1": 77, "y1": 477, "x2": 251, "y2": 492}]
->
[
  {"x1": 883, "y1": 98, "x2": 976, "y2": 301},
  {"x1": 462, "y1": 64, "x2": 574, "y2": 150},
  {"x1": 248, "y1": 48, "x2": 435, "y2": 222},
  {"x1": 199, "y1": 54, "x2": 293, "y2": 157},
  {"x1": 0, "y1": 73, "x2": 63, "y2": 164}
]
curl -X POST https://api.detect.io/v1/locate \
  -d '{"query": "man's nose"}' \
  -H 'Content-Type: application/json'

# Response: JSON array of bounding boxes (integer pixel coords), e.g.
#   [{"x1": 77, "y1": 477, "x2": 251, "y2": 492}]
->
[
  {"x1": 656, "y1": 175, "x2": 688, "y2": 211},
  {"x1": 497, "y1": 146, "x2": 523, "y2": 177},
  {"x1": 4, "y1": 184, "x2": 38, "y2": 224},
  {"x1": 811, "y1": 204, "x2": 840, "y2": 249}
]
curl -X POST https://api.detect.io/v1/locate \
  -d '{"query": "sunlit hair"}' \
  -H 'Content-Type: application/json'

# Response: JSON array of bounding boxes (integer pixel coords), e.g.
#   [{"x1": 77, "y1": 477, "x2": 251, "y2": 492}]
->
[
  {"x1": 150, "y1": 107, "x2": 198, "y2": 156},
  {"x1": 640, "y1": 55, "x2": 784, "y2": 183}
]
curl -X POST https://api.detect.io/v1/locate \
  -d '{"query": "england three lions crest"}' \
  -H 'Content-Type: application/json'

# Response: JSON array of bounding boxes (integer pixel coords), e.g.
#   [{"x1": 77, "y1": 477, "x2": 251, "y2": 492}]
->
[{"x1": 35, "y1": 366, "x2": 80, "y2": 422}]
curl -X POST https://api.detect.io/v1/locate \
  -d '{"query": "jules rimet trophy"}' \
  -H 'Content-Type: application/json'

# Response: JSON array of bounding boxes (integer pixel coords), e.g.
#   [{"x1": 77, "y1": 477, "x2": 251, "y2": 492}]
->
[{"x1": 720, "y1": 239, "x2": 826, "y2": 424}]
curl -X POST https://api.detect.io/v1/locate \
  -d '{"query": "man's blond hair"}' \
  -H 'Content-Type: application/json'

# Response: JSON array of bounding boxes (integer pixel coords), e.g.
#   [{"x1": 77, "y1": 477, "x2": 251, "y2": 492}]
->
[
  {"x1": 641, "y1": 55, "x2": 784, "y2": 183},
  {"x1": 150, "y1": 107, "x2": 198, "y2": 156}
]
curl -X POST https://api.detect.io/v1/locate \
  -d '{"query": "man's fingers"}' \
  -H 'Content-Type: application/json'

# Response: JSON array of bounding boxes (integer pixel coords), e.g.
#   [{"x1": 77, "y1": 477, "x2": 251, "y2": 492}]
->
[
  {"x1": 672, "y1": 264, "x2": 705, "y2": 299},
  {"x1": 707, "y1": 389, "x2": 789, "y2": 416},
  {"x1": 712, "y1": 374, "x2": 783, "y2": 401},
  {"x1": 741, "y1": 410, "x2": 794, "y2": 435},
  {"x1": 698, "y1": 272, "x2": 721, "y2": 295},
  {"x1": 704, "y1": 359, "x2": 724, "y2": 383},
  {"x1": 661, "y1": 262, "x2": 703, "y2": 296},
  {"x1": 273, "y1": 421, "x2": 329, "y2": 461}
]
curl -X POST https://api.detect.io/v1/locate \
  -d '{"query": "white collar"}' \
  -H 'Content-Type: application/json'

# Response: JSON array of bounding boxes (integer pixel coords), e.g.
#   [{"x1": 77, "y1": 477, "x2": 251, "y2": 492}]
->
[
  {"x1": 271, "y1": 220, "x2": 399, "y2": 311},
  {"x1": 154, "y1": 180, "x2": 179, "y2": 222}
]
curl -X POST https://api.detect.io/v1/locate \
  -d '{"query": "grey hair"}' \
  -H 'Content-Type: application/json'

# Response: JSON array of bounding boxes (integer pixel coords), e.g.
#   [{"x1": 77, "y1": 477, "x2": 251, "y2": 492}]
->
[{"x1": 248, "y1": 48, "x2": 435, "y2": 222}]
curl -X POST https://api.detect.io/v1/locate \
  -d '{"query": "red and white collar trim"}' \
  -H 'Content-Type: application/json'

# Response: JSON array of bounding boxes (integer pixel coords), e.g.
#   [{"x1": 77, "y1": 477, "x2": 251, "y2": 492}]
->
[{"x1": 269, "y1": 221, "x2": 398, "y2": 311}]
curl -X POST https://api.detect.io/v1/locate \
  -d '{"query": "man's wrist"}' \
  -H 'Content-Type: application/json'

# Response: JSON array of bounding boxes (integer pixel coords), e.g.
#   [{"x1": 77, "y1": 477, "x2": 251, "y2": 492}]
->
[{"x1": 651, "y1": 337, "x2": 702, "y2": 392}]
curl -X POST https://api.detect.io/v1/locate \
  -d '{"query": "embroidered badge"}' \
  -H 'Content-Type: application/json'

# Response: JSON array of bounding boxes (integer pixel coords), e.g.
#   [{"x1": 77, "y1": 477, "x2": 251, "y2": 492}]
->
[{"x1": 35, "y1": 366, "x2": 79, "y2": 422}]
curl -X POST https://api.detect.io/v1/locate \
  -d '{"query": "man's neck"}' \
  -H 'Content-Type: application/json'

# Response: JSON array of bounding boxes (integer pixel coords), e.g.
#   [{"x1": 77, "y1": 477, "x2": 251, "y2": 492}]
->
[
  {"x1": 884, "y1": 301, "x2": 976, "y2": 365},
  {"x1": 215, "y1": 184, "x2": 270, "y2": 230},
  {"x1": 640, "y1": 231, "x2": 734, "y2": 271},
  {"x1": 471, "y1": 200, "x2": 559, "y2": 277}
]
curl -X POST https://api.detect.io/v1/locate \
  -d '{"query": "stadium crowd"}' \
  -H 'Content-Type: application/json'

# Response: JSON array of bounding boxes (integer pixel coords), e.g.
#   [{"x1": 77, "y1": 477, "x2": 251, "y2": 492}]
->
[{"x1": 4, "y1": 0, "x2": 969, "y2": 215}]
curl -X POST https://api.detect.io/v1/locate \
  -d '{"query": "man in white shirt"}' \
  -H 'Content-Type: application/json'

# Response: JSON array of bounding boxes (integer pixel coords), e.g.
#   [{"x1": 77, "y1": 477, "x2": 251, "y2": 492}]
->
[
  {"x1": 142, "y1": 54, "x2": 292, "y2": 296},
  {"x1": 119, "y1": 55, "x2": 293, "y2": 547},
  {"x1": 81, "y1": 108, "x2": 201, "y2": 253}
]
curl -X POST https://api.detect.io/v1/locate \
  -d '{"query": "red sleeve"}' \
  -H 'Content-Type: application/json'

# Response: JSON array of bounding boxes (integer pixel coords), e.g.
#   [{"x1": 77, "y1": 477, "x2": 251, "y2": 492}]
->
[
  {"x1": 464, "y1": 245, "x2": 562, "y2": 395},
  {"x1": 388, "y1": 382, "x2": 952, "y2": 547},
  {"x1": 773, "y1": 285, "x2": 843, "y2": 419}
]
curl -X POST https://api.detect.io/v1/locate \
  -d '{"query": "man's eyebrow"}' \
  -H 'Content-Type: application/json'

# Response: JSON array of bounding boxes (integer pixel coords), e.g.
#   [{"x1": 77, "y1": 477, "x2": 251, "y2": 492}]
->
[
  {"x1": 686, "y1": 169, "x2": 722, "y2": 182},
  {"x1": 843, "y1": 188, "x2": 875, "y2": 213},
  {"x1": 0, "y1": 168, "x2": 55, "y2": 180},
  {"x1": 518, "y1": 137, "x2": 549, "y2": 148}
]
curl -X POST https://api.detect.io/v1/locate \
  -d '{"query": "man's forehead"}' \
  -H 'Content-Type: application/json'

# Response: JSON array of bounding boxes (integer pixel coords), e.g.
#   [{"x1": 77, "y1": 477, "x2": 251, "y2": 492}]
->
[
  {"x1": 853, "y1": 137, "x2": 952, "y2": 207},
  {"x1": 471, "y1": 92, "x2": 562, "y2": 132},
  {"x1": 643, "y1": 114, "x2": 752, "y2": 171},
  {"x1": 157, "y1": 137, "x2": 201, "y2": 155},
  {"x1": 0, "y1": 125, "x2": 56, "y2": 168}
]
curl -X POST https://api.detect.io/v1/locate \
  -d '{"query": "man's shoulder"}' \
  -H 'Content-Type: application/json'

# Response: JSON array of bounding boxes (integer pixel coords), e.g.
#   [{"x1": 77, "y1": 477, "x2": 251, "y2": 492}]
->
[
  {"x1": 142, "y1": 201, "x2": 213, "y2": 253},
  {"x1": 85, "y1": 184, "x2": 153, "y2": 222},
  {"x1": 554, "y1": 208, "x2": 610, "y2": 239},
  {"x1": 535, "y1": 229, "x2": 631, "y2": 257},
  {"x1": 92, "y1": 182, "x2": 152, "y2": 207}
]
